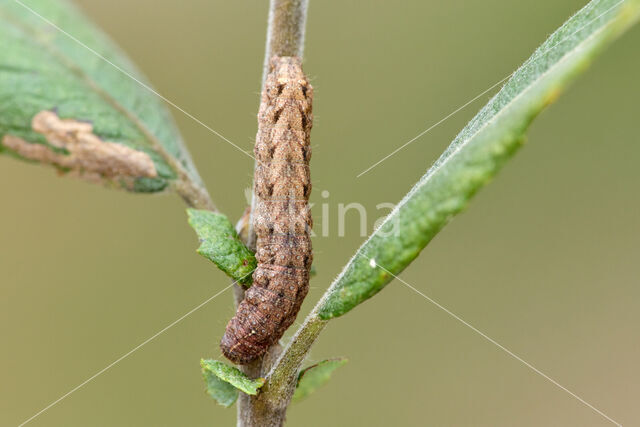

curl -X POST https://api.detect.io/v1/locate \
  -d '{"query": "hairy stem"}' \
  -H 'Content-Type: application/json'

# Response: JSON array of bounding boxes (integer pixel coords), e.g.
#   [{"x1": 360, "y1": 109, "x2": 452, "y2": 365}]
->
[
  {"x1": 259, "y1": 271, "x2": 339, "y2": 408},
  {"x1": 238, "y1": 0, "x2": 309, "y2": 426},
  {"x1": 263, "y1": 316, "x2": 326, "y2": 399},
  {"x1": 173, "y1": 176, "x2": 217, "y2": 211}
]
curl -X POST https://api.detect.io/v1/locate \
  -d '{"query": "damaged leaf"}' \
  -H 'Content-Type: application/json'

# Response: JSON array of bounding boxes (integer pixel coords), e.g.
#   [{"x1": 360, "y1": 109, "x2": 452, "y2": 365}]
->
[
  {"x1": 3, "y1": 111, "x2": 158, "y2": 188},
  {"x1": 0, "y1": 0, "x2": 203, "y2": 192},
  {"x1": 187, "y1": 209, "x2": 257, "y2": 285},
  {"x1": 201, "y1": 359, "x2": 265, "y2": 398},
  {"x1": 293, "y1": 358, "x2": 348, "y2": 402}
]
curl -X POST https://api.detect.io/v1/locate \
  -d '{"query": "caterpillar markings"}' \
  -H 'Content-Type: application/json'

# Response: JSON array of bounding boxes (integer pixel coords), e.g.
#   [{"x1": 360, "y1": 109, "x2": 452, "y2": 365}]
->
[{"x1": 221, "y1": 56, "x2": 313, "y2": 364}]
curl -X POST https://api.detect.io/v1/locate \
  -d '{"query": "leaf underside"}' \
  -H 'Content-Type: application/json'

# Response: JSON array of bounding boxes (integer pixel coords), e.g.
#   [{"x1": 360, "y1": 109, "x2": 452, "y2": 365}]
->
[
  {"x1": 202, "y1": 366, "x2": 239, "y2": 407},
  {"x1": 201, "y1": 359, "x2": 265, "y2": 401},
  {"x1": 187, "y1": 209, "x2": 257, "y2": 285},
  {"x1": 0, "y1": 0, "x2": 202, "y2": 192},
  {"x1": 318, "y1": 0, "x2": 640, "y2": 319}
]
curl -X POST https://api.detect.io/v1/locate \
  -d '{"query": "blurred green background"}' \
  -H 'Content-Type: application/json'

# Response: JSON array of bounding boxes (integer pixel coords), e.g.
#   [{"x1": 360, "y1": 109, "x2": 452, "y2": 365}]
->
[{"x1": 1, "y1": 1, "x2": 639, "y2": 426}]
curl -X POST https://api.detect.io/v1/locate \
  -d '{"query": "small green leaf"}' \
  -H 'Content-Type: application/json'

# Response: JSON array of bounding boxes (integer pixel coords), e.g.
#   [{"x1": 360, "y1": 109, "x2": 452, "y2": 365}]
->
[
  {"x1": 292, "y1": 358, "x2": 348, "y2": 402},
  {"x1": 318, "y1": 0, "x2": 640, "y2": 319},
  {"x1": 188, "y1": 209, "x2": 257, "y2": 285},
  {"x1": 0, "y1": 0, "x2": 203, "y2": 192},
  {"x1": 202, "y1": 366, "x2": 239, "y2": 407},
  {"x1": 201, "y1": 359, "x2": 265, "y2": 397}
]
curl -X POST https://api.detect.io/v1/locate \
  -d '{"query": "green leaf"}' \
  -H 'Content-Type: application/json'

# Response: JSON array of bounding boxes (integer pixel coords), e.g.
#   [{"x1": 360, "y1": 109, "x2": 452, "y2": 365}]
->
[
  {"x1": 187, "y1": 209, "x2": 257, "y2": 285},
  {"x1": 201, "y1": 359, "x2": 265, "y2": 398},
  {"x1": 202, "y1": 365, "x2": 239, "y2": 407},
  {"x1": 0, "y1": 0, "x2": 203, "y2": 192},
  {"x1": 187, "y1": 208, "x2": 312, "y2": 285},
  {"x1": 292, "y1": 358, "x2": 348, "y2": 402},
  {"x1": 318, "y1": 0, "x2": 640, "y2": 319}
]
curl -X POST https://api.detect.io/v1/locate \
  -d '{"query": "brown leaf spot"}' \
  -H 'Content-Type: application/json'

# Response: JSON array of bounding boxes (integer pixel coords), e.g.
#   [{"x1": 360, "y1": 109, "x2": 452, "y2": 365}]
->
[{"x1": 2, "y1": 110, "x2": 157, "y2": 186}]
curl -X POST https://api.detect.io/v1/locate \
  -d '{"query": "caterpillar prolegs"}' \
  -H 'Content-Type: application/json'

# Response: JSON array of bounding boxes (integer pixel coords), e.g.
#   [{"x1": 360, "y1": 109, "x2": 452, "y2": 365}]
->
[{"x1": 221, "y1": 57, "x2": 313, "y2": 364}]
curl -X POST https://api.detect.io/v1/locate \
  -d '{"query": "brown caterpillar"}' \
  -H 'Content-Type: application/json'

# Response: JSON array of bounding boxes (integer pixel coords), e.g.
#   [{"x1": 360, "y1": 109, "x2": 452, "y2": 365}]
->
[{"x1": 221, "y1": 56, "x2": 313, "y2": 364}]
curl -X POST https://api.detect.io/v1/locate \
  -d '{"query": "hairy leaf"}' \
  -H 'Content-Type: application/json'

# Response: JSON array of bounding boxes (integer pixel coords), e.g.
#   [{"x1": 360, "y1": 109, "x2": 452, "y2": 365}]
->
[
  {"x1": 0, "y1": 0, "x2": 203, "y2": 192},
  {"x1": 187, "y1": 209, "x2": 256, "y2": 285},
  {"x1": 292, "y1": 358, "x2": 348, "y2": 402},
  {"x1": 318, "y1": 0, "x2": 640, "y2": 318},
  {"x1": 201, "y1": 359, "x2": 265, "y2": 397}
]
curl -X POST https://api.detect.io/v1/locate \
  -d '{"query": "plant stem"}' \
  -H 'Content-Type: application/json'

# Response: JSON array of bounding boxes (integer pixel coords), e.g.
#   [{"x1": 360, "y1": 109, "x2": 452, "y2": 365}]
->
[
  {"x1": 260, "y1": 0, "x2": 309, "y2": 82},
  {"x1": 257, "y1": 272, "x2": 339, "y2": 411},
  {"x1": 262, "y1": 316, "x2": 327, "y2": 399},
  {"x1": 238, "y1": 1, "x2": 309, "y2": 426},
  {"x1": 173, "y1": 176, "x2": 217, "y2": 211}
]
